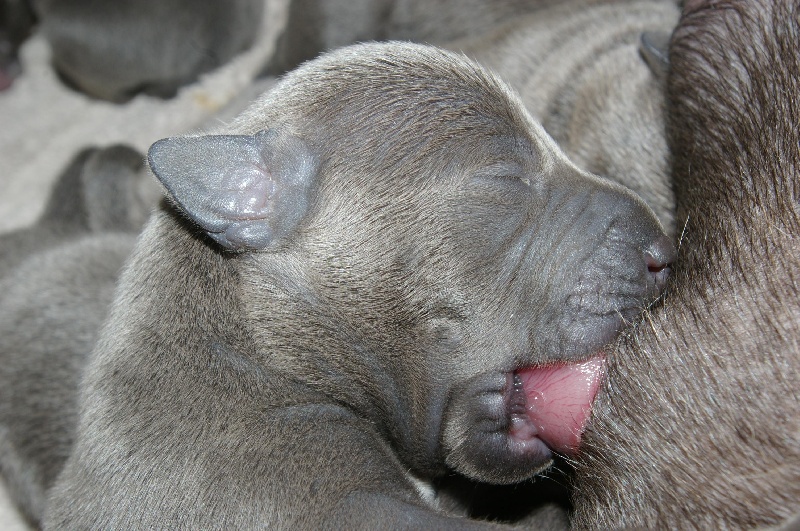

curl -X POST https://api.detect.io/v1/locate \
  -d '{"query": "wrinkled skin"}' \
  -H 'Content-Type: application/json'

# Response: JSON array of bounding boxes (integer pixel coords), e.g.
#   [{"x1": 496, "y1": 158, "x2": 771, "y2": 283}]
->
[
  {"x1": 570, "y1": 1, "x2": 800, "y2": 528},
  {"x1": 38, "y1": 43, "x2": 672, "y2": 528}
]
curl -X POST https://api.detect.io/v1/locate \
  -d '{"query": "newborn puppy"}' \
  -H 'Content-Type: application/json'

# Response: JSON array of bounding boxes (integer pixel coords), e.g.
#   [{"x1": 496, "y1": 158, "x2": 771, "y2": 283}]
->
[
  {"x1": 0, "y1": 144, "x2": 158, "y2": 525},
  {"x1": 32, "y1": 0, "x2": 264, "y2": 101},
  {"x1": 7, "y1": 43, "x2": 673, "y2": 528},
  {"x1": 0, "y1": 144, "x2": 157, "y2": 277}
]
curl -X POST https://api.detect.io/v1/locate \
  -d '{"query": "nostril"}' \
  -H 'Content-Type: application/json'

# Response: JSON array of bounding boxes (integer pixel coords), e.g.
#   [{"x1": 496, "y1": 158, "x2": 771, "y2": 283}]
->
[
  {"x1": 645, "y1": 234, "x2": 676, "y2": 292},
  {"x1": 647, "y1": 258, "x2": 672, "y2": 293}
]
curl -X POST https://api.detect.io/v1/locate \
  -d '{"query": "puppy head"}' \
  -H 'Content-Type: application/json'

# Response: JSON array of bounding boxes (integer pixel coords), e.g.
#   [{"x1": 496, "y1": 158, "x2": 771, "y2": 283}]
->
[{"x1": 148, "y1": 42, "x2": 673, "y2": 484}]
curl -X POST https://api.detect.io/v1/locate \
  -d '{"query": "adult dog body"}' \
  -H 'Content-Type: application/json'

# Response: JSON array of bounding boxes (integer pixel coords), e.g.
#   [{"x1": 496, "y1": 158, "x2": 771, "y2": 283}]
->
[{"x1": 571, "y1": 1, "x2": 800, "y2": 528}]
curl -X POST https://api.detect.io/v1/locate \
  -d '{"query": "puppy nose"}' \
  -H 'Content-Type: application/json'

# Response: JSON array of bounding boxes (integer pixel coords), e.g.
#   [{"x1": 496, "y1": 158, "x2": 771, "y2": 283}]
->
[{"x1": 644, "y1": 234, "x2": 675, "y2": 293}]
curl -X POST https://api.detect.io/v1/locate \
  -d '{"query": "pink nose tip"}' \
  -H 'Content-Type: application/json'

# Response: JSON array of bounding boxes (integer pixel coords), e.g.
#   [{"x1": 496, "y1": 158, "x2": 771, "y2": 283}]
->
[{"x1": 645, "y1": 234, "x2": 675, "y2": 292}]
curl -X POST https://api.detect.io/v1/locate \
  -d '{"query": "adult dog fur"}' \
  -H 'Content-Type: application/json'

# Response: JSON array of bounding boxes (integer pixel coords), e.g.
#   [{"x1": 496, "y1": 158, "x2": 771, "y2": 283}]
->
[{"x1": 570, "y1": 1, "x2": 800, "y2": 528}]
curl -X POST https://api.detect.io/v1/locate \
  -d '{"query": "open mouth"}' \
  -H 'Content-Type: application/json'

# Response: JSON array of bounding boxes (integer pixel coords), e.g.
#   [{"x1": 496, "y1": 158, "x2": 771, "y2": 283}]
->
[
  {"x1": 507, "y1": 356, "x2": 606, "y2": 456},
  {"x1": 441, "y1": 354, "x2": 607, "y2": 484}
]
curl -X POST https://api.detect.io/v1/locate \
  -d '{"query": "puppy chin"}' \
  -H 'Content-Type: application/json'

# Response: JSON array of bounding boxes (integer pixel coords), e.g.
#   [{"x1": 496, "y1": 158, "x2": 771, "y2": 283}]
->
[{"x1": 442, "y1": 356, "x2": 606, "y2": 484}]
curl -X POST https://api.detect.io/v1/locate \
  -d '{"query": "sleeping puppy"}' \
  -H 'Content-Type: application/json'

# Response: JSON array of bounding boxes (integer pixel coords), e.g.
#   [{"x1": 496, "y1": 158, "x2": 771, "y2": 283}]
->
[
  {"x1": 267, "y1": 0, "x2": 680, "y2": 235},
  {"x1": 1, "y1": 42, "x2": 673, "y2": 528},
  {"x1": 31, "y1": 0, "x2": 264, "y2": 101},
  {"x1": 0, "y1": 144, "x2": 158, "y2": 525},
  {"x1": 0, "y1": 144, "x2": 158, "y2": 278}
]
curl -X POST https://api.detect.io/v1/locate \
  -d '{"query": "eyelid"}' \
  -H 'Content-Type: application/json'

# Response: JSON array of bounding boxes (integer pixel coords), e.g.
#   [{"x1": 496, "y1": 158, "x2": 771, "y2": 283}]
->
[{"x1": 474, "y1": 163, "x2": 531, "y2": 188}]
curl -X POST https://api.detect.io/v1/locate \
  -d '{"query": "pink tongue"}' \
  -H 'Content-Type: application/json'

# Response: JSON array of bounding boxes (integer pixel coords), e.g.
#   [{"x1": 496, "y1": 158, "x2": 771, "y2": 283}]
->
[{"x1": 515, "y1": 356, "x2": 606, "y2": 454}]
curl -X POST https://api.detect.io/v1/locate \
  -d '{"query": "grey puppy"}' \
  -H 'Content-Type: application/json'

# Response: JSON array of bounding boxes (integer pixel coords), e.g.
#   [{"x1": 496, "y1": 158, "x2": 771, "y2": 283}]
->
[
  {"x1": 267, "y1": 0, "x2": 679, "y2": 235},
  {"x1": 0, "y1": 144, "x2": 157, "y2": 525},
  {"x1": 265, "y1": 0, "x2": 563, "y2": 75},
  {"x1": 0, "y1": 144, "x2": 157, "y2": 278},
  {"x1": 570, "y1": 1, "x2": 800, "y2": 528},
  {"x1": 31, "y1": 43, "x2": 675, "y2": 528},
  {"x1": 32, "y1": 0, "x2": 264, "y2": 101}
]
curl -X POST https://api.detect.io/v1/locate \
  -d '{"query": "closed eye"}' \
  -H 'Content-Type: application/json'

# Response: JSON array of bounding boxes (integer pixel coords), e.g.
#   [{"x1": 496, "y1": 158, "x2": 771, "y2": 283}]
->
[
  {"x1": 509, "y1": 175, "x2": 531, "y2": 187},
  {"x1": 473, "y1": 163, "x2": 531, "y2": 189}
]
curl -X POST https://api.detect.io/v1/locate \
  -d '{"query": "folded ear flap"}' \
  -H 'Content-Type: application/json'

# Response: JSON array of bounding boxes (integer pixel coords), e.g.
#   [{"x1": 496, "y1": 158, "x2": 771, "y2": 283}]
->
[
  {"x1": 148, "y1": 129, "x2": 317, "y2": 251},
  {"x1": 639, "y1": 31, "x2": 670, "y2": 83}
]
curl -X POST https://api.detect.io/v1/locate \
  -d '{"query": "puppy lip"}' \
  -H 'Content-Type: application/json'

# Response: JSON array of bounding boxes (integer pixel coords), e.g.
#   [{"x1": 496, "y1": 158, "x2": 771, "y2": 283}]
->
[{"x1": 507, "y1": 355, "x2": 606, "y2": 455}]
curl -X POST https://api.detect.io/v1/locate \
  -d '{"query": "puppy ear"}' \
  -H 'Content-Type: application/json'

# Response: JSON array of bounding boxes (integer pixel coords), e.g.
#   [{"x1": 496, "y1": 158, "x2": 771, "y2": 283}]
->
[
  {"x1": 148, "y1": 129, "x2": 317, "y2": 251},
  {"x1": 639, "y1": 31, "x2": 670, "y2": 83}
]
